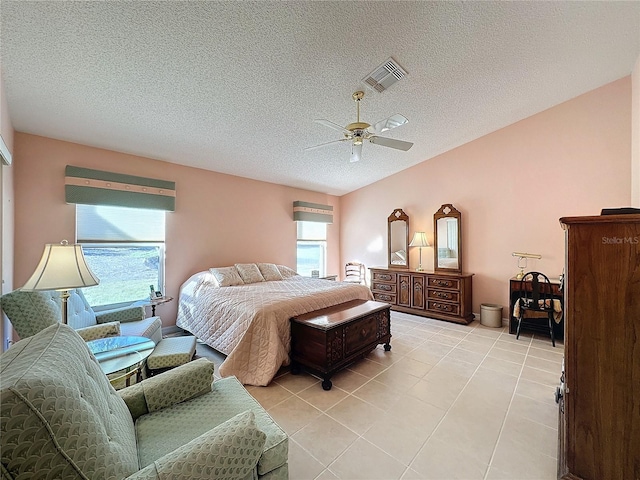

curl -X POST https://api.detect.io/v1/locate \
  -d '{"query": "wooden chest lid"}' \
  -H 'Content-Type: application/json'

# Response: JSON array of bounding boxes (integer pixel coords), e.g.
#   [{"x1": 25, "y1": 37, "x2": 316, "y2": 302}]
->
[{"x1": 291, "y1": 299, "x2": 389, "y2": 330}]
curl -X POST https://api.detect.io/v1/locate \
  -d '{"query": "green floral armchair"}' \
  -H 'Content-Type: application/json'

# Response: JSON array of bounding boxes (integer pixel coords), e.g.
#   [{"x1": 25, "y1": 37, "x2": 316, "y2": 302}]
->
[
  {"x1": 0, "y1": 288, "x2": 162, "y2": 343},
  {"x1": 0, "y1": 323, "x2": 289, "y2": 479}
]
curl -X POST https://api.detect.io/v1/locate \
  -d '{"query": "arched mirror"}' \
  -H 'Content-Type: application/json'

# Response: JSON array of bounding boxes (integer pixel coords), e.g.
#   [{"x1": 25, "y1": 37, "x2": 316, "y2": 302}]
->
[
  {"x1": 388, "y1": 208, "x2": 409, "y2": 269},
  {"x1": 434, "y1": 204, "x2": 462, "y2": 273}
]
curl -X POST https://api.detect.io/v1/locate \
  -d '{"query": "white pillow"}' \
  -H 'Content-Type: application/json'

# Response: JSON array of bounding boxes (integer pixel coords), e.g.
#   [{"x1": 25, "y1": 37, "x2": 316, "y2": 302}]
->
[
  {"x1": 257, "y1": 263, "x2": 283, "y2": 281},
  {"x1": 276, "y1": 265, "x2": 299, "y2": 279},
  {"x1": 235, "y1": 263, "x2": 265, "y2": 284},
  {"x1": 209, "y1": 266, "x2": 244, "y2": 287}
]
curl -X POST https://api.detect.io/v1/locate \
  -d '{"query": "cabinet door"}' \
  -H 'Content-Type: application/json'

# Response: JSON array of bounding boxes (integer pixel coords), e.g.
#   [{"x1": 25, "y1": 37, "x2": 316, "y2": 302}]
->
[
  {"x1": 398, "y1": 273, "x2": 410, "y2": 307},
  {"x1": 411, "y1": 275, "x2": 425, "y2": 309}
]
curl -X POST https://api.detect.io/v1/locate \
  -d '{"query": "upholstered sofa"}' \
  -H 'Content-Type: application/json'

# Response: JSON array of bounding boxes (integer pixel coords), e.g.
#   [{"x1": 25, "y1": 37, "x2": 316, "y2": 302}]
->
[
  {"x1": 0, "y1": 323, "x2": 289, "y2": 479},
  {"x1": 0, "y1": 288, "x2": 162, "y2": 343}
]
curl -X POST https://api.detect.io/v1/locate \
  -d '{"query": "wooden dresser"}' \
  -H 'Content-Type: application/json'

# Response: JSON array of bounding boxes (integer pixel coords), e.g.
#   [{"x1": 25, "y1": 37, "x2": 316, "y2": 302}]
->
[
  {"x1": 369, "y1": 267, "x2": 473, "y2": 324},
  {"x1": 557, "y1": 215, "x2": 640, "y2": 479}
]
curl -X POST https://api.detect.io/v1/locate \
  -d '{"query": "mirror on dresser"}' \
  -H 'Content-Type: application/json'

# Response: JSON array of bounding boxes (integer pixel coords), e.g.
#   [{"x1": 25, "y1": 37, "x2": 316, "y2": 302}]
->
[
  {"x1": 388, "y1": 208, "x2": 409, "y2": 269},
  {"x1": 434, "y1": 204, "x2": 462, "y2": 273}
]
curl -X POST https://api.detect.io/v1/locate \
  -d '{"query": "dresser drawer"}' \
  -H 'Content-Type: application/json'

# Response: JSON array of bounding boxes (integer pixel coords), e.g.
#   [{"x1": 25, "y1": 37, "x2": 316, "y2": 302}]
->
[
  {"x1": 372, "y1": 282, "x2": 396, "y2": 294},
  {"x1": 372, "y1": 271, "x2": 397, "y2": 283},
  {"x1": 344, "y1": 315, "x2": 379, "y2": 356},
  {"x1": 373, "y1": 292, "x2": 396, "y2": 304},
  {"x1": 427, "y1": 300, "x2": 460, "y2": 316},
  {"x1": 427, "y1": 289, "x2": 460, "y2": 303},
  {"x1": 428, "y1": 276, "x2": 461, "y2": 291}
]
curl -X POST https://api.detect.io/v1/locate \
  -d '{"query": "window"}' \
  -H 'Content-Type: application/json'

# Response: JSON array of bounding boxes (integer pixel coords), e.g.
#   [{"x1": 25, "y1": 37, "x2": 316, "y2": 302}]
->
[
  {"x1": 76, "y1": 205, "x2": 165, "y2": 308},
  {"x1": 296, "y1": 221, "x2": 327, "y2": 277}
]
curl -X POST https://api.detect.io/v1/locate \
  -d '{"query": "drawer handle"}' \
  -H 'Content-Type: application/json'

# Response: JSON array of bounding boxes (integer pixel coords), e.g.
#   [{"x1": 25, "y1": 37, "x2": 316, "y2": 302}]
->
[
  {"x1": 433, "y1": 279, "x2": 452, "y2": 287},
  {"x1": 434, "y1": 291, "x2": 450, "y2": 299},
  {"x1": 432, "y1": 302, "x2": 453, "y2": 312},
  {"x1": 378, "y1": 284, "x2": 392, "y2": 291},
  {"x1": 379, "y1": 274, "x2": 392, "y2": 281},
  {"x1": 377, "y1": 294, "x2": 392, "y2": 301}
]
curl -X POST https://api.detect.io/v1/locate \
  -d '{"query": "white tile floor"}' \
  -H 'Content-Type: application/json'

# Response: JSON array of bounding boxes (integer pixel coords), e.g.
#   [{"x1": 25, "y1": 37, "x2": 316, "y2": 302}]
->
[{"x1": 197, "y1": 311, "x2": 563, "y2": 480}]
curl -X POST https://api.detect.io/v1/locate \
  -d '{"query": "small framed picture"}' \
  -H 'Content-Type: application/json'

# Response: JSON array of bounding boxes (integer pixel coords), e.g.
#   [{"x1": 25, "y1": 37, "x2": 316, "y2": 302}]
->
[{"x1": 154, "y1": 291, "x2": 163, "y2": 298}]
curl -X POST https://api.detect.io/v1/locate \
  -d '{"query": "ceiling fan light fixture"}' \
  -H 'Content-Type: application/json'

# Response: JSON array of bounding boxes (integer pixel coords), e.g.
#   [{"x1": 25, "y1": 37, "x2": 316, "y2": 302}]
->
[{"x1": 350, "y1": 142, "x2": 363, "y2": 163}]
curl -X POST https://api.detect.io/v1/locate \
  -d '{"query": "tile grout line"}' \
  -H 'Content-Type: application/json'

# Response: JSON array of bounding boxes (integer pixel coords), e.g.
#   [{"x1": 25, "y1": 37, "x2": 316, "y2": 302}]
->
[
  {"x1": 297, "y1": 318, "x2": 450, "y2": 478},
  {"x1": 334, "y1": 319, "x2": 506, "y2": 478},
  {"x1": 482, "y1": 334, "x2": 534, "y2": 479},
  {"x1": 325, "y1": 319, "x2": 443, "y2": 479},
  {"x1": 400, "y1": 322, "x2": 504, "y2": 478}
]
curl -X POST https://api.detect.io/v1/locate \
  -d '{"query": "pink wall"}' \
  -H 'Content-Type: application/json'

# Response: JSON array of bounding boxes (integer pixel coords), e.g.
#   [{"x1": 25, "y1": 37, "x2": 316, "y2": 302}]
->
[
  {"x1": 12, "y1": 134, "x2": 341, "y2": 327},
  {"x1": 341, "y1": 77, "x2": 632, "y2": 318}
]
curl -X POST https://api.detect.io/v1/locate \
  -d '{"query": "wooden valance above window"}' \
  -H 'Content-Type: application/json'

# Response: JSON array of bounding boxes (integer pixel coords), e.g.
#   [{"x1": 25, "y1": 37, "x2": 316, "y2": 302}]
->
[
  {"x1": 293, "y1": 201, "x2": 333, "y2": 223},
  {"x1": 65, "y1": 165, "x2": 176, "y2": 211}
]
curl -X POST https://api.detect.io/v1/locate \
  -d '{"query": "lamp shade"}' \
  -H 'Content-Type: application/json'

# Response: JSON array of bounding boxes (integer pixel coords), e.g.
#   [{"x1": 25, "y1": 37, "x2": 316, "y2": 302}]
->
[
  {"x1": 22, "y1": 240, "x2": 99, "y2": 291},
  {"x1": 409, "y1": 232, "x2": 430, "y2": 248}
]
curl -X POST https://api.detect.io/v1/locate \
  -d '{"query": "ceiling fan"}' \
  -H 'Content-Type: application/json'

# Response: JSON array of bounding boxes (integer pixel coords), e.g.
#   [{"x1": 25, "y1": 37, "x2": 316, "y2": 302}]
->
[{"x1": 305, "y1": 90, "x2": 413, "y2": 163}]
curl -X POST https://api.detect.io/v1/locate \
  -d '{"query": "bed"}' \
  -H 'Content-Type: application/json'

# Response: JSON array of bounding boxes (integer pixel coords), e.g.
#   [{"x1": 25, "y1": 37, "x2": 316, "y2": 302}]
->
[{"x1": 175, "y1": 264, "x2": 373, "y2": 386}]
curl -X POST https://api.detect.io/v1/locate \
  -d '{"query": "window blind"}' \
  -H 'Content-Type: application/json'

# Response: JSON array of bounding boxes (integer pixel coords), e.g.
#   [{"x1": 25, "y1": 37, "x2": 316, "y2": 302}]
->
[
  {"x1": 76, "y1": 205, "x2": 165, "y2": 242},
  {"x1": 297, "y1": 221, "x2": 327, "y2": 241}
]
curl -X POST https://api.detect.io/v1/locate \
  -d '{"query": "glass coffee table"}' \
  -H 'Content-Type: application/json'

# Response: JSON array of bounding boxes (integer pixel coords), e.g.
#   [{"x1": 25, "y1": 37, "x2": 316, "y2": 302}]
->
[{"x1": 87, "y1": 336, "x2": 156, "y2": 388}]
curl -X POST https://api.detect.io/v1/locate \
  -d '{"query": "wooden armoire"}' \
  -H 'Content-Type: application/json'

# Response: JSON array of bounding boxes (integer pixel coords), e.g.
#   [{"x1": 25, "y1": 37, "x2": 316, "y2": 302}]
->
[{"x1": 558, "y1": 214, "x2": 640, "y2": 479}]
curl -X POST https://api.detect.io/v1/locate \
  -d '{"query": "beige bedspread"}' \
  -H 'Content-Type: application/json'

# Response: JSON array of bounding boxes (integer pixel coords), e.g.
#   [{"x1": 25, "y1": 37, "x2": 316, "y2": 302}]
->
[{"x1": 176, "y1": 272, "x2": 373, "y2": 386}]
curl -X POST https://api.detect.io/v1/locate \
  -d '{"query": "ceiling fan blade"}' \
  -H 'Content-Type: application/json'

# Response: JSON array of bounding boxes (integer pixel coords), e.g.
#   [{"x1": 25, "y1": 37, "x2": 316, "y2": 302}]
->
[
  {"x1": 369, "y1": 136, "x2": 413, "y2": 151},
  {"x1": 304, "y1": 138, "x2": 350, "y2": 151},
  {"x1": 350, "y1": 142, "x2": 363, "y2": 163},
  {"x1": 314, "y1": 119, "x2": 352, "y2": 135},
  {"x1": 368, "y1": 114, "x2": 409, "y2": 135}
]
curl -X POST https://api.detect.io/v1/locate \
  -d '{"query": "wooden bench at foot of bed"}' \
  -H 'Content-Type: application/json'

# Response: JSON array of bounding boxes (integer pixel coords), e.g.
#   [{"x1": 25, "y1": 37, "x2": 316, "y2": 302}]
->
[{"x1": 290, "y1": 299, "x2": 391, "y2": 390}]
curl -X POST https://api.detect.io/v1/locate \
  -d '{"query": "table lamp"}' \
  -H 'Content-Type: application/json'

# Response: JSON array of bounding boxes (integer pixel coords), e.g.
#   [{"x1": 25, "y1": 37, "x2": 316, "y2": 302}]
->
[
  {"x1": 409, "y1": 231, "x2": 430, "y2": 271},
  {"x1": 512, "y1": 252, "x2": 542, "y2": 279},
  {"x1": 21, "y1": 240, "x2": 99, "y2": 325}
]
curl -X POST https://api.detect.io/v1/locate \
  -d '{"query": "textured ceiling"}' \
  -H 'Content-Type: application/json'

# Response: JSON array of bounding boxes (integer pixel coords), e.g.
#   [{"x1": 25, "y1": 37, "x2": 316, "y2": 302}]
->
[{"x1": 1, "y1": 1, "x2": 639, "y2": 195}]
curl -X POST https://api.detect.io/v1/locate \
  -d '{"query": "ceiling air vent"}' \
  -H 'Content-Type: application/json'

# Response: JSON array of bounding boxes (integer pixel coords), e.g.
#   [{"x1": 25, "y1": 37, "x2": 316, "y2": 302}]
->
[{"x1": 362, "y1": 57, "x2": 407, "y2": 93}]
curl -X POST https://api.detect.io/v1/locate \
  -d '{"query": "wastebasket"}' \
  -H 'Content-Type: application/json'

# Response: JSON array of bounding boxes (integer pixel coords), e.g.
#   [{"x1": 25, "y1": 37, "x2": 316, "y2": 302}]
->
[{"x1": 480, "y1": 304, "x2": 503, "y2": 328}]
